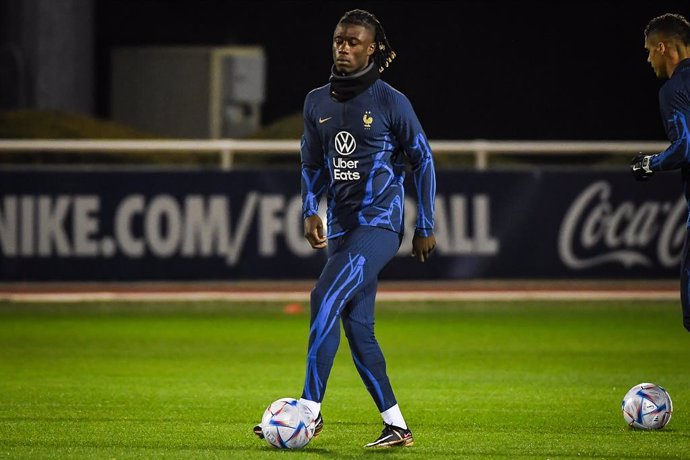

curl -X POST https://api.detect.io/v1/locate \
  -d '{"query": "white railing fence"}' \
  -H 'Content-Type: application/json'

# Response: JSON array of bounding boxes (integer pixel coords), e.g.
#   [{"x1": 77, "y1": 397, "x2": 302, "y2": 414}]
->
[{"x1": 0, "y1": 139, "x2": 670, "y2": 170}]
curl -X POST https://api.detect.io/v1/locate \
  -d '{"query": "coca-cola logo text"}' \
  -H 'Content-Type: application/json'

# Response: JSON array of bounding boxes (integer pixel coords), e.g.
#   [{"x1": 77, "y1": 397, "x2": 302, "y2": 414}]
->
[{"x1": 558, "y1": 181, "x2": 685, "y2": 270}]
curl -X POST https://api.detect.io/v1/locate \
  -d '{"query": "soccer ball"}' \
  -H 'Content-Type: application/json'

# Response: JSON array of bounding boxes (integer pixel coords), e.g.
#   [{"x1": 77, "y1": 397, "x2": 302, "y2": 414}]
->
[
  {"x1": 621, "y1": 383, "x2": 673, "y2": 430},
  {"x1": 260, "y1": 398, "x2": 316, "y2": 449}
]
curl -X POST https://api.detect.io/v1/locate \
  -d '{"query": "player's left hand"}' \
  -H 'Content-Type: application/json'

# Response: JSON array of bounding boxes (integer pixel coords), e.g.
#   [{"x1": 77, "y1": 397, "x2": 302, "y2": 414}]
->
[
  {"x1": 630, "y1": 153, "x2": 654, "y2": 181},
  {"x1": 412, "y1": 234, "x2": 436, "y2": 263}
]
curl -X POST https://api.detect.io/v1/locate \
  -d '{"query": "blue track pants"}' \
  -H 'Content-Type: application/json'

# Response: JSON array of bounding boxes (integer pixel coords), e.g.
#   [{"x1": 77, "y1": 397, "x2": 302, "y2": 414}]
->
[
  {"x1": 301, "y1": 226, "x2": 401, "y2": 412},
  {"x1": 680, "y1": 229, "x2": 690, "y2": 332}
]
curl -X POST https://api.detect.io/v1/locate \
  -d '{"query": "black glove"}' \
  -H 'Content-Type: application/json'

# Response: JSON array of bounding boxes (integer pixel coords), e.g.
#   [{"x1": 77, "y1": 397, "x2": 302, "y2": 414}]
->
[{"x1": 630, "y1": 154, "x2": 654, "y2": 181}]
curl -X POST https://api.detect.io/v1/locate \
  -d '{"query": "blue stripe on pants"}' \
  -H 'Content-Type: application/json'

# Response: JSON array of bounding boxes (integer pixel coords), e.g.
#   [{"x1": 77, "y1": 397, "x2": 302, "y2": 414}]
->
[
  {"x1": 302, "y1": 226, "x2": 401, "y2": 411},
  {"x1": 680, "y1": 229, "x2": 690, "y2": 332}
]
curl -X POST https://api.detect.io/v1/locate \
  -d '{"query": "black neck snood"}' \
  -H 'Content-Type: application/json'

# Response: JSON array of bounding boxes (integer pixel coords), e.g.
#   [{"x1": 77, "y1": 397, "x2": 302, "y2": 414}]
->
[{"x1": 329, "y1": 62, "x2": 380, "y2": 102}]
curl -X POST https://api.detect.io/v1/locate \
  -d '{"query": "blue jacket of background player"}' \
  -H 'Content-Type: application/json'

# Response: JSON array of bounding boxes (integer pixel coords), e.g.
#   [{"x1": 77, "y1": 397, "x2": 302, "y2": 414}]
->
[
  {"x1": 300, "y1": 63, "x2": 436, "y2": 239},
  {"x1": 649, "y1": 58, "x2": 690, "y2": 224}
]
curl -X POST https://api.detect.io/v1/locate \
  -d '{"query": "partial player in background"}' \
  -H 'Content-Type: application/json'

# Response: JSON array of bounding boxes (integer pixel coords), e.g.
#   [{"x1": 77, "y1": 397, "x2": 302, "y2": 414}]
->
[
  {"x1": 255, "y1": 8, "x2": 436, "y2": 448},
  {"x1": 631, "y1": 13, "x2": 690, "y2": 332}
]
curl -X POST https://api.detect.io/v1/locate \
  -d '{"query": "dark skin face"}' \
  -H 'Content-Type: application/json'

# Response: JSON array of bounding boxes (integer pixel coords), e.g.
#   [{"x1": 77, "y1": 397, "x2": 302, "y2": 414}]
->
[{"x1": 332, "y1": 23, "x2": 376, "y2": 74}]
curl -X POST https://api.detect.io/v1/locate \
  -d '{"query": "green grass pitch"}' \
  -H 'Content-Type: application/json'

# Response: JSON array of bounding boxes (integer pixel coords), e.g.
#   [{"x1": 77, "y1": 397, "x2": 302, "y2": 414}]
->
[{"x1": 0, "y1": 299, "x2": 688, "y2": 458}]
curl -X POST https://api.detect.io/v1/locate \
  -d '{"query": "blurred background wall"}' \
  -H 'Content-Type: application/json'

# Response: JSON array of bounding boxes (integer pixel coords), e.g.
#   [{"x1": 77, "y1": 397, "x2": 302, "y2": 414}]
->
[
  {"x1": 0, "y1": 0, "x2": 93, "y2": 114},
  {"x1": 1, "y1": 0, "x2": 689, "y2": 140},
  {"x1": 1, "y1": 0, "x2": 687, "y2": 282}
]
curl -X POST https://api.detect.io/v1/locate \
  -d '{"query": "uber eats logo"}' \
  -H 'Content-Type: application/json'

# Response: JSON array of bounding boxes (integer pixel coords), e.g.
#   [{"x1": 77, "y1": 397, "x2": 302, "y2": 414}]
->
[{"x1": 333, "y1": 131, "x2": 360, "y2": 180}]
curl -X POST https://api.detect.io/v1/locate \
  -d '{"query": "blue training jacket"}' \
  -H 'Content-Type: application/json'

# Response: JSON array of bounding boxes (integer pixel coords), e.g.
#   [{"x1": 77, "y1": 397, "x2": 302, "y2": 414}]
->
[
  {"x1": 300, "y1": 77, "x2": 436, "y2": 239},
  {"x1": 650, "y1": 58, "x2": 690, "y2": 223}
]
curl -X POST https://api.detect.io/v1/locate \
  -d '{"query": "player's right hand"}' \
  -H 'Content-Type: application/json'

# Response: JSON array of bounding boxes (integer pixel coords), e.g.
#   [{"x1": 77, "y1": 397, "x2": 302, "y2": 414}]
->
[
  {"x1": 304, "y1": 215, "x2": 327, "y2": 249},
  {"x1": 630, "y1": 153, "x2": 654, "y2": 181}
]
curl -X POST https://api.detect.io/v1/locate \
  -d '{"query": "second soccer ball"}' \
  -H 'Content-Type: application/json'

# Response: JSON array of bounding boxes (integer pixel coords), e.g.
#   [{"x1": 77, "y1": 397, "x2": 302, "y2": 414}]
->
[{"x1": 621, "y1": 382, "x2": 673, "y2": 430}]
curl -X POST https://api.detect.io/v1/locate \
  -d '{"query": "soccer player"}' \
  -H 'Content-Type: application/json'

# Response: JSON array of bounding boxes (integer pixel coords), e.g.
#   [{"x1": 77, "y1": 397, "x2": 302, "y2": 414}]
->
[
  {"x1": 254, "y1": 9, "x2": 436, "y2": 447},
  {"x1": 631, "y1": 13, "x2": 690, "y2": 332}
]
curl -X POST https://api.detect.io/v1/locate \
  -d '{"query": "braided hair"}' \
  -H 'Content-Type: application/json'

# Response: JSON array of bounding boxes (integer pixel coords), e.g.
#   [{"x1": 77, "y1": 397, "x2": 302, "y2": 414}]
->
[{"x1": 338, "y1": 9, "x2": 396, "y2": 73}]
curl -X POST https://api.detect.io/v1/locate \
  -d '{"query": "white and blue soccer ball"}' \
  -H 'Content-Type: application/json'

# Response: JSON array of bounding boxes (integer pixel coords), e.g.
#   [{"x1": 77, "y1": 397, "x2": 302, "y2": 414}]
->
[
  {"x1": 260, "y1": 398, "x2": 316, "y2": 449},
  {"x1": 621, "y1": 383, "x2": 673, "y2": 430}
]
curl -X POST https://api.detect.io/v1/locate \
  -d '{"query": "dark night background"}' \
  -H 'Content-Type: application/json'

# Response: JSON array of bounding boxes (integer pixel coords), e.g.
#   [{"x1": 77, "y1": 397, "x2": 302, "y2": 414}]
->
[{"x1": 92, "y1": 0, "x2": 690, "y2": 141}]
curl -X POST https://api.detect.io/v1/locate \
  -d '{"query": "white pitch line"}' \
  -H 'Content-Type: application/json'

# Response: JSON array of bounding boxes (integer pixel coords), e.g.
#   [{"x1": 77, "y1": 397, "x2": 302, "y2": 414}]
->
[{"x1": 0, "y1": 290, "x2": 679, "y2": 302}]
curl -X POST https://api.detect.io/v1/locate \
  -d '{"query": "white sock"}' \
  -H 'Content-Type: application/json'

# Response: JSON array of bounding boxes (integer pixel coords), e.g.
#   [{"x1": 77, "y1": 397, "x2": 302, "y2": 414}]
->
[
  {"x1": 299, "y1": 398, "x2": 321, "y2": 417},
  {"x1": 381, "y1": 404, "x2": 407, "y2": 429}
]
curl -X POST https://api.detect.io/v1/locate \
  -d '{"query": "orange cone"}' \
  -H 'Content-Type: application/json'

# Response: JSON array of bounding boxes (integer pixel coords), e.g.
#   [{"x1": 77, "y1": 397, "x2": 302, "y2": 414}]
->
[{"x1": 283, "y1": 303, "x2": 304, "y2": 315}]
